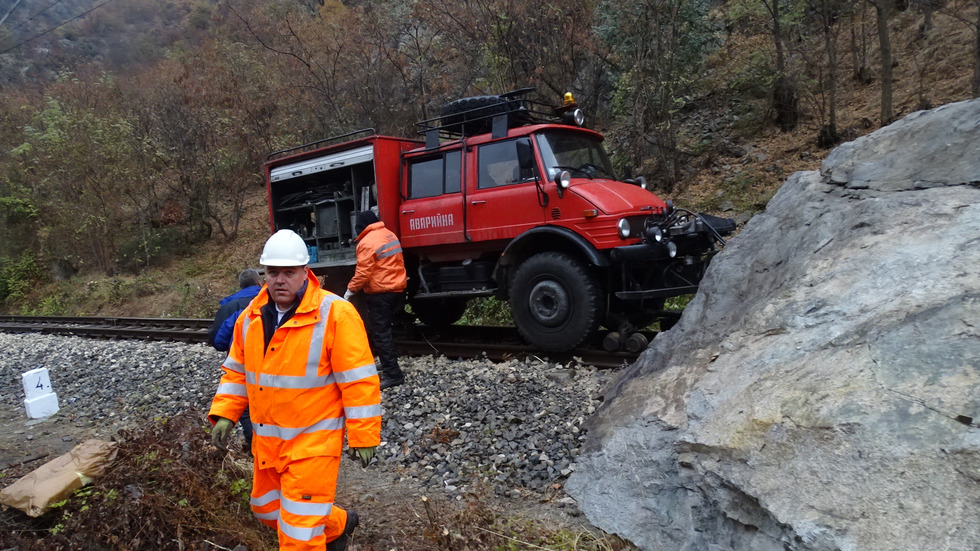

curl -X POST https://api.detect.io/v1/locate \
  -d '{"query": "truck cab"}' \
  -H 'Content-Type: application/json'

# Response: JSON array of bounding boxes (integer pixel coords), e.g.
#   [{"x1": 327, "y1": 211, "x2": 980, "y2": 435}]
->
[{"x1": 265, "y1": 90, "x2": 735, "y2": 352}]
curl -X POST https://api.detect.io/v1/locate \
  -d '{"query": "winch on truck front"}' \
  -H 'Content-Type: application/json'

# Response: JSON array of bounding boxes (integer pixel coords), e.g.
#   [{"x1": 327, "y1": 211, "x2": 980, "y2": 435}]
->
[{"x1": 264, "y1": 89, "x2": 736, "y2": 352}]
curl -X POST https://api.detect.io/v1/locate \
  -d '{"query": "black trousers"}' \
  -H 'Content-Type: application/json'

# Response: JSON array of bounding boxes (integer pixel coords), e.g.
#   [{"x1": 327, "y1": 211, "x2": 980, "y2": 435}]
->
[{"x1": 362, "y1": 292, "x2": 403, "y2": 379}]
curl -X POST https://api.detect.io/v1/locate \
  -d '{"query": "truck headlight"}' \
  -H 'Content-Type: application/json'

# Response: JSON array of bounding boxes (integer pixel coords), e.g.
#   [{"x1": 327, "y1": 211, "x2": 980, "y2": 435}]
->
[
  {"x1": 667, "y1": 241, "x2": 678, "y2": 258},
  {"x1": 617, "y1": 218, "x2": 631, "y2": 239},
  {"x1": 562, "y1": 108, "x2": 585, "y2": 126},
  {"x1": 643, "y1": 223, "x2": 664, "y2": 243},
  {"x1": 556, "y1": 170, "x2": 571, "y2": 189}
]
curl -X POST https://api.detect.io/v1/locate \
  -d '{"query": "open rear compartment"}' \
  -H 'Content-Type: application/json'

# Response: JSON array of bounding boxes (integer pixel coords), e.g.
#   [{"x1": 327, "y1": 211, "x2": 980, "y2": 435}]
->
[{"x1": 268, "y1": 145, "x2": 379, "y2": 269}]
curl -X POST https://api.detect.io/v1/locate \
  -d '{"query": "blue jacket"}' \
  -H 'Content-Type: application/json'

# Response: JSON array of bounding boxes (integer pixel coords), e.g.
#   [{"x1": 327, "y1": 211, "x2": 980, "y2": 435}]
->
[{"x1": 209, "y1": 285, "x2": 262, "y2": 352}]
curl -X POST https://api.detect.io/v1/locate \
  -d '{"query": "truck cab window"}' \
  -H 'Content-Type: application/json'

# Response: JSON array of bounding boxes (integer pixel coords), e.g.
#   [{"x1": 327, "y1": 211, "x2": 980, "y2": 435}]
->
[
  {"x1": 445, "y1": 151, "x2": 461, "y2": 193},
  {"x1": 409, "y1": 150, "x2": 461, "y2": 198},
  {"x1": 535, "y1": 131, "x2": 616, "y2": 180},
  {"x1": 478, "y1": 140, "x2": 522, "y2": 189}
]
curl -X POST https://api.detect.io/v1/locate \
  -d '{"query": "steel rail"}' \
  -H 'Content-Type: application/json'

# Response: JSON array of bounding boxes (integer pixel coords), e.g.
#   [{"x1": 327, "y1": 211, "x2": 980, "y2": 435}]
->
[
  {"x1": 0, "y1": 316, "x2": 638, "y2": 368},
  {"x1": 0, "y1": 316, "x2": 211, "y2": 343},
  {"x1": 0, "y1": 315, "x2": 212, "y2": 329}
]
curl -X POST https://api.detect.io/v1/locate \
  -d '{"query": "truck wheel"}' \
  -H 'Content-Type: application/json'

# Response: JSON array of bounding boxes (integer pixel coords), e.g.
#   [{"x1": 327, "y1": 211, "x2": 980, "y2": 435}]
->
[
  {"x1": 509, "y1": 252, "x2": 601, "y2": 352},
  {"x1": 411, "y1": 297, "x2": 469, "y2": 328},
  {"x1": 440, "y1": 95, "x2": 509, "y2": 117},
  {"x1": 440, "y1": 95, "x2": 526, "y2": 135}
]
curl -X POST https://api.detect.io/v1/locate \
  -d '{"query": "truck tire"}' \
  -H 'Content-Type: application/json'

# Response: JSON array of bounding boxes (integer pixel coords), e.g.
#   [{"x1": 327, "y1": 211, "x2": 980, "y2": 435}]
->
[
  {"x1": 440, "y1": 95, "x2": 509, "y2": 117},
  {"x1": 440, "y1": 95, "x2": 526, "y2": 135},
  {"x1": 509, "y1": 252, "x2": 601, "y2": 352},
  {"x1": 411, "y1": 297, "x2": 469, "y2": 328}
]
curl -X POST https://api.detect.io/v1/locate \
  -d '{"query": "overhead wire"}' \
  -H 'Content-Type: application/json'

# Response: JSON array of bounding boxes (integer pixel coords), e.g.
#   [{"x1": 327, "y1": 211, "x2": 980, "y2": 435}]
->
[
  {"x1": 0, "y1": 0, "x2": 118, "y2": 56},
  {"x1": 2, "y1": 0, "x2": 67, "y2": 34}
]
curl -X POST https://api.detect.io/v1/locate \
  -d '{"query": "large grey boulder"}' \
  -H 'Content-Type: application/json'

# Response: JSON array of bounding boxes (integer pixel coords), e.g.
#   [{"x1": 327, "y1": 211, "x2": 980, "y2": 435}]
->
[{"x1": 566, "y1": 99, "x2": 980, "y2": 550}]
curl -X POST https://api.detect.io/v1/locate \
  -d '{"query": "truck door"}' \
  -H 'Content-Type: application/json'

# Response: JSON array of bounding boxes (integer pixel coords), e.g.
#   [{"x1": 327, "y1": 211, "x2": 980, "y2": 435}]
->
[
  {"x1": 466, "y1": 138, "x2": 545, "y2": 242},
  {"x1": 399, "y1": 149, "x2": 465, "y2": 249}
]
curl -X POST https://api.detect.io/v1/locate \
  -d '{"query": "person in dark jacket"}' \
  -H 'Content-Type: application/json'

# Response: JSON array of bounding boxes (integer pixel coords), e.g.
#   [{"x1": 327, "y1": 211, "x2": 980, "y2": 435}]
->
[
  {"x1": 209, "y1": 268, "x2": 261, "y2": 447},
  {"x1": 210, "y1": 269, "x2": 262, "y2": 352}
]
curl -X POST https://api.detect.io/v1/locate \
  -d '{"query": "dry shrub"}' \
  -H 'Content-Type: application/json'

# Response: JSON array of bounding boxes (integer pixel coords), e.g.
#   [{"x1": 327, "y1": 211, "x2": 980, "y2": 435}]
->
[{"x1": 0, "y1": 412, "x2": 275, "y2": 551}]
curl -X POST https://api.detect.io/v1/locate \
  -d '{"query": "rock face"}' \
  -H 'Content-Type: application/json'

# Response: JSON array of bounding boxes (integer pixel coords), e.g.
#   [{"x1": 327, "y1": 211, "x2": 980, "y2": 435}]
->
[{"x1": 566, "y1": 99, "x2": 980, "y2": 550}]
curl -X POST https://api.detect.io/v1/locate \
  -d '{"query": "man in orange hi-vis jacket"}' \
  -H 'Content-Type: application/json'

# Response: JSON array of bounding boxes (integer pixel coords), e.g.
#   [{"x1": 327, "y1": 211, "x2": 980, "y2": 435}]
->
[
  {"x1": 209, "y1": 229, "x2": 381, "y2": 551},
  {"x1": 344, "y1": 210, "x2": 407, "y2": 391}
]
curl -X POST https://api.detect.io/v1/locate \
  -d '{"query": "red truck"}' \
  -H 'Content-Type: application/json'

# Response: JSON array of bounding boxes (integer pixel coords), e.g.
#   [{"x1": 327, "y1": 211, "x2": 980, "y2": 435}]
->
[{"x1": 265, "y1": 89, "x2": 734, "y2": 352}]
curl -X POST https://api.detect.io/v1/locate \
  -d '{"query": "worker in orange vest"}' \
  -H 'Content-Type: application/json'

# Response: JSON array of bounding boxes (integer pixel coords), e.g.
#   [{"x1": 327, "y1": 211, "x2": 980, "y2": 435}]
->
[
  {"x1": 344, "y1": 210, "x2": 407, "y2": 390},
  {"x1": 209, "y1": 229, "x2": 381, "y2": 551}
]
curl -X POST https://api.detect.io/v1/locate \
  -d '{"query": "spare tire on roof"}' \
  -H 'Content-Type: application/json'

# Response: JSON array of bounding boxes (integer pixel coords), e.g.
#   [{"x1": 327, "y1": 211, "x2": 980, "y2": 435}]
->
[
  {"x1": 439, "y1": 95, "x2": 529, "y2": 136},
  {"x1": 440, "y1": 95, "x2": 508, "y2": 117}
]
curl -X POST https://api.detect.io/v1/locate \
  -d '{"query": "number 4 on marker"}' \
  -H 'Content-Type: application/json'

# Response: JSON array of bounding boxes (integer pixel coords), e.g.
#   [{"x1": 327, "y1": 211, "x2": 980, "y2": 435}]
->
[{"x1": 36, "y1": 379, "x2": 45, "y2": 389}]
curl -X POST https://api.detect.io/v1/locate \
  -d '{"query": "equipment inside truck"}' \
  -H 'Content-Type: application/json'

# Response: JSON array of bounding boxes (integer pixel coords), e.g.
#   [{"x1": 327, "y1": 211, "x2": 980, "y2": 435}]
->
[{"x1": 268, "y1": 145, "x2": 378, "y2": 267}]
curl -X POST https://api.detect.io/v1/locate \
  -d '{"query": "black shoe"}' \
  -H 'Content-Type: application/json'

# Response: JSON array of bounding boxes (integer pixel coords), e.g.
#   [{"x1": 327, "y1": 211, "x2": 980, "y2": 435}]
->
[
  {"x1": 379, "y1": 374, "x2": 404, "y2": 390},
  {"x1": 326, "y1": 510, "x2": 359, "y2": 551}
]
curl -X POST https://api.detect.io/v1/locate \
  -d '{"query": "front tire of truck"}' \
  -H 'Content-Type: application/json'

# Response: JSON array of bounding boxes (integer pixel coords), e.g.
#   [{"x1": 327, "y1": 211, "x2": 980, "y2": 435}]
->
[{"x1": 509, "y1": 252, "x2": 600, "y2": 352}]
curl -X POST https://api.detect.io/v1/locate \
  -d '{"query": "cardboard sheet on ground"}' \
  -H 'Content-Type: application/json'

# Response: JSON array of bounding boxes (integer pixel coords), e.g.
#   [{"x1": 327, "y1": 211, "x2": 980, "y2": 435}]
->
[{"x1": 0, "y1": 439, "x2": 118, "y2": 517}]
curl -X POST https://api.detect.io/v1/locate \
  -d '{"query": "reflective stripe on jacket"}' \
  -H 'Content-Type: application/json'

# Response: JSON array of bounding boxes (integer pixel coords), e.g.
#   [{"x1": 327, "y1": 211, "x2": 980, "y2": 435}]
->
[
  {"x1": 209, "y1": 268, "x2": 381, "y2": 469},
  {"x1": 348, "y1": 221, "x2": 407, "y2": 294}
]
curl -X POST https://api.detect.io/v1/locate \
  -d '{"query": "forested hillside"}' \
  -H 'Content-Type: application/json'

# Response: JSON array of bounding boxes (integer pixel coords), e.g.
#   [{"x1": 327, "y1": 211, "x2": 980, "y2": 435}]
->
[{"x1": 0, "y1": 0, "x2": 976, "y2": 316}]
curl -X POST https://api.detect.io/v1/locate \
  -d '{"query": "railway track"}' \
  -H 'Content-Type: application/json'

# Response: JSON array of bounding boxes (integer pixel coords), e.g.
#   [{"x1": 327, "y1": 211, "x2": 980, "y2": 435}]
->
[
  {"x1": 0, "y1": 316, "x2": 212, "y2": 343},
  {"x1": 0, "y1": 315, "x2": 641, "y2": 368}
]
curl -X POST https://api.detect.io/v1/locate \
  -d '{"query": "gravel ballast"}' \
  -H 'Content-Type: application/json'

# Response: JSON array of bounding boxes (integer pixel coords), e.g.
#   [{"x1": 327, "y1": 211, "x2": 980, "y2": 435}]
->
[{"x1": 0, "y1": 332, "x2": 614, "y2": 500}]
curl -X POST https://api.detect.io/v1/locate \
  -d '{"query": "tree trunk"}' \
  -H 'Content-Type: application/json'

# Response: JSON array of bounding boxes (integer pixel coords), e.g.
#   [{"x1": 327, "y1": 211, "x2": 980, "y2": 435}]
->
[
  {"x1": 920, "y1": 1, "x2": 933, "y2": 36},
  {"x1": 824, "y1": 20, "x2": 838, "y2": 132},
  {"x1": 851, "y1": 15, "x2": 860, "y2": 79},
  {"x1": 765, "y1": 0, "x2": 800, "y2": 131},
  {"x1": 773, "y1": 76, "x2": 801, "y2": 131},
  {"x1": 851, "y1": 4, "x2": 872, "y2": 83},
  {"x1": 771, "y1": 0, "x2": 785, "y2": 74},
  {"x1": 876, "y1": 0, "x2": 894, "y2": 124}
]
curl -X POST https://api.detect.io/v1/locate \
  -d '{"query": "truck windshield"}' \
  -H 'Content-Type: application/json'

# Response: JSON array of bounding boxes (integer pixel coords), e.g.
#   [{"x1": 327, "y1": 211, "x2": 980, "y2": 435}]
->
[{"x1": 535, "y1": 130, "x2": 617, "y2": 181}]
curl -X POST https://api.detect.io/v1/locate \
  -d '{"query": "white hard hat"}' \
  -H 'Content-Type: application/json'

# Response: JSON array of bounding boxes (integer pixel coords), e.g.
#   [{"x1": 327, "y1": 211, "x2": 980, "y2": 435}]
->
[{"x1": 259, "y1": 229, "x2": 310, "y2": 266}]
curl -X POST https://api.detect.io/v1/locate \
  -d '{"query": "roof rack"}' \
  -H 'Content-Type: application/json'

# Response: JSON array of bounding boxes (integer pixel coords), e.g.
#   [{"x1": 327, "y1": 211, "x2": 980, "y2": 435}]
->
[
  {"x1": 416, "y1": 88, "x2": 561, "y2": 148},
  {"x1": 266, "y1": 128, "x2": 377, "y2": 162}
]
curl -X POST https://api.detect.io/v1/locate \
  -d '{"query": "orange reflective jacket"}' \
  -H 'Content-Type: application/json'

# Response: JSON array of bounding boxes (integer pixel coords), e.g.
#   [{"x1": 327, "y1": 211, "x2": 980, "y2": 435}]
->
[
  {"x1": 348, "y1": 221, "x2": 407, "y2": 295},
  {"x1": 209, "y1": 269, "x2": 381, "y2": 469}
]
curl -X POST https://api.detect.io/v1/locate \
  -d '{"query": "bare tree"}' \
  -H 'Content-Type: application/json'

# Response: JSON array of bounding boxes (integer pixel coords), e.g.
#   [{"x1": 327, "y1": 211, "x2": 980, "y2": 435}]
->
[
  {"x1": 805, "y1": 0, "x2": 846, "y2": 146},
  {"x1": 761, "y1": 0, "x2": 802, "y2": 131},
  {"x1": 850, "y1": 1, "x2": 873, "y2": 82},
  {"x1": 595, "y1": 0, "x2": 716, "y2": 189},
  {"x1": 417, "y1": 0, "x2": 602, "y2": 105},
  {"x1": 870, "y1": 0, "x2": 895, "y2": 124}
]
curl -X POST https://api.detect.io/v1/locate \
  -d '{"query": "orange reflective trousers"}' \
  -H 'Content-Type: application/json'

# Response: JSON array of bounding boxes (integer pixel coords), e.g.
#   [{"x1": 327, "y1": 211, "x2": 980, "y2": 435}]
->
[{"x1": 251, "y1": 455, "x2": 349, "y2": 550}]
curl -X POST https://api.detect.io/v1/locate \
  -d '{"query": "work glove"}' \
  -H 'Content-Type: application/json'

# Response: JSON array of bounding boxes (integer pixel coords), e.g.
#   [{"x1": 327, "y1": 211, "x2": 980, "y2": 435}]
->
[
  {"x1": 212, "y1": 417, "x2": 233, "y2": 452},
  {"x1": 343, "y1": 289, "x2": 353, "y2": 301},
  {"x1": 350, "y1": 446, "x2": 376, "y2": 467}
]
